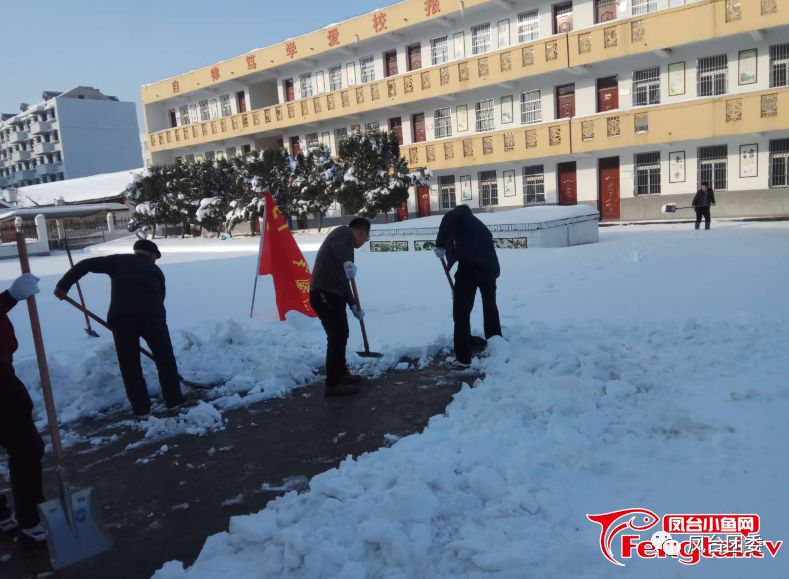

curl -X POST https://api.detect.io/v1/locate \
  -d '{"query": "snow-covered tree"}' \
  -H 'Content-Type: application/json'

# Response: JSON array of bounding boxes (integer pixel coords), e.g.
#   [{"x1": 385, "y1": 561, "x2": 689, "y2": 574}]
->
[{"x1": 299, "y1": 144, "x2": 342, "y2": 230}]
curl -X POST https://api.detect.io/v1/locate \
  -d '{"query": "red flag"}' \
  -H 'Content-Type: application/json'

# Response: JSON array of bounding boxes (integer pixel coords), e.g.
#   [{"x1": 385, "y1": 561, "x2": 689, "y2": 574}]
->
[{"x1": 258, "y1": 192, "x2": 317, "y2": 320}]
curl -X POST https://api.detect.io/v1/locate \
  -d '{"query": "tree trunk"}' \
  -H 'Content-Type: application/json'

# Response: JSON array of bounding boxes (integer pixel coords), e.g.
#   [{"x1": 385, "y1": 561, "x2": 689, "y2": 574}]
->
[
  {"x1": 152, "y1": 223, "x2": 157, "y2": 239},
  {"x1": 384, "y1": 211, "x2": 390, "y2": 223},
  {"x1": 318, "y1": 213, "x2": 323, "y2": 232},
  {"x1": 182, "y1": 221, "x2": 187, "y2": 239}
]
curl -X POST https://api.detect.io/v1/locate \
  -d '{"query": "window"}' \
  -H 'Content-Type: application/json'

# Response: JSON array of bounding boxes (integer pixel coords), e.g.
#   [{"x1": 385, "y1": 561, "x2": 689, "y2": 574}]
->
[
  {"x1": 205, "y1": 151, "x2": 215, "y2": 162},
  {"x1": 431, "y1": 35, "x2": 449, "y2": 65},
  {"x1": 242, "y1": 144, "x2": 251, "y2": 155},
  {"x1": 520, "y1": 90, "x2": 542, "y2": 125},
  {"x1": 439, "y1": 175, "x2": 457, "y2": 209},
  {"x1": 697, "y1": 55, "x2": 728, "y2": 97},
  {"x1": 179, "y1": 105, "x2": 190, "y2": 125},
  {"x1": 365, "y1": 121, "x2": 380, "y2": 134},
  {"x1": 306, "y1": 133, "x2": 319, "y2": 149},
  {"x1": 475, "y1": 99, "x2": 495, "y2": 132},
  {"x1": 226, "y1": 146, "x2": 237, "y2": 158},
  {"x1": 220, "y1": 95, "x2": 232, "y2": 116},
  {"x1": 522, "y1": 165, "x2": 545, "y2": 204},
  {"x1": 631, "y1": 0, "x2": 658, "y2": 15},
  {"x1": 185, "y1": 154, "x2": 196, "y2": 164},
  {"x1": 769, "y1": 43, "x2": 789, "y2": 88},
  {"x1": 479, "y1": 170, "x2": 498, "y2": 206},
  {"x1": 434, "y1": 107, "x2": 452, "y2": 138},
  {"x1": 300, "y1": 73, "x2": 313, "y2": 98},
  {"x1": 199, "y1": 100, "x2": 210, "y2": 121},
  {"x1": 634, "y1": 152, "x2": 661, "y2": 195},
  {"x1": 517, "y1": 10, "x2": 539, "y2": 43},
  {"x1": 346, "y1": 62, "x2": 357, "y2": 86},
  {"x1": 209, "y1": 99, "x2": 219, "y2": 119},
  {"x1": 189, "y1": 104, "x2": 199, "y2": 124},
  {"x1": 472, "y1": 23, "x2": 491, "y2": 55},
  {"x1": 633, "y1": 67, "x2": 661, "y2": 106},
  {"x1": 329, "y1": 65, "x2": 343, "y2": 91},
  {"x1": 697, "y1": 145, "x2": 728, "y2": 191},
  {"x1": 360, "y1": 56, "x2": 375, "y2": 83},
  {"x1": 769, "y1": 139, "x2": 789, "y2": 188},
  {"x1": 334, "y1": 127, "x2": 348, "y2": 144}
]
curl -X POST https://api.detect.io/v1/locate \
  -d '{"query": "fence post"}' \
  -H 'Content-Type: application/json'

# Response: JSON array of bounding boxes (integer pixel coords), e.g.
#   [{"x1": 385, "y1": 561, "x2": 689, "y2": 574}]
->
[
  {"x1": 35, "y1": 214, "x2": 47, "y2": 243},
  {"x1": 106, "y1": 212, "x2": 115, "y2": 232}
]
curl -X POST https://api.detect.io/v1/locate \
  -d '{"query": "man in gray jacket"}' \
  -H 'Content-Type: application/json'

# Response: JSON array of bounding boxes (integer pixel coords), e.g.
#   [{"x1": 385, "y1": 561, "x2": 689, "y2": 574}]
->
[{"x1": 310, "y1": 217, "x2": 370, "y2": 396}]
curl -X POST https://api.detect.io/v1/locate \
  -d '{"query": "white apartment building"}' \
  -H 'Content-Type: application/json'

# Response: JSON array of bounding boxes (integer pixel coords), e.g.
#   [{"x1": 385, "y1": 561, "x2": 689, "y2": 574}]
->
[
  {"x1": 142, "y1": 0, "x2": 789, "y2": 220},
  {"x1": 0, "y1": 87, "x2": 142, "y2": 191}
]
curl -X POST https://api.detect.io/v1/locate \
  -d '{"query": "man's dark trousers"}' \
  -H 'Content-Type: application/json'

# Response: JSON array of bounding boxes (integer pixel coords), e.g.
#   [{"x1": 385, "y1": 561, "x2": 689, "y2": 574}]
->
[
  {"x1": 695, "y1": 207, "x2": 711, "y2": 230},
  {"x1": 0, "y1": 363, "x2": 45, "y2": 528},
  {"x1": 310, "y1": 290, "x2": 349, "y2": 387},
  {"x1": 453, "y1": 261, "x2": 502, "y2": 364},
  {"x1": 110, "y1": 316, "x2": 182, "y2": 414}
]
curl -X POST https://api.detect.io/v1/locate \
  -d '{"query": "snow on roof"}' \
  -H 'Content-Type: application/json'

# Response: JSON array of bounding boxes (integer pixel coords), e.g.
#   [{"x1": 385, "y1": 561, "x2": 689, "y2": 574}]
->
[
  {"x1": 372, "y1": 205, "x2": 599, "y2": 233},
  {"x1": 13, "y1": 168, "x2": 144, "y2": 207},
  {"x1": 0, "y1": 203, "x2": 127, "y2": 221}
]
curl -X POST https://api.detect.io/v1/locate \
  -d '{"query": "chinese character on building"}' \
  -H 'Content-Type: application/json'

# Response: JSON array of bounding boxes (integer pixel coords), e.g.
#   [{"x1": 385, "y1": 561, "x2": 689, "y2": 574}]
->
[
  {"x1": 327, "y1": 27, "x2": 340, "y2": 47},
  {"x1": 372, "y1": 12, "x2": 387, "y2": 33},
  {"x1": 424, "y1": 0, "x2": 441, "y2": 16},
  {"x1": 172, "y1": 80, "x2": 180, "y2": 94},
  {"x1": 246, "y1": 54, "x2": 257, "y2": 70},
  {"x1": 211, "y1": 67, "x2": 220, "y2": 81},
  {"x1": 286, "y1": 41, "x2": 298, "y2": 59}
]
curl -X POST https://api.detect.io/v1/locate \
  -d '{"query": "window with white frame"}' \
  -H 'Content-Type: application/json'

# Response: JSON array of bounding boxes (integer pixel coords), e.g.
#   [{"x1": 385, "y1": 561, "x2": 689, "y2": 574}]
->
[
  {"x1": 209, "y1": 99, "x2": 219, "y2": 119},
  {"x1": 439, "y1": 175, "x2": 456, "y2": 209},
  {"x1": 479, "y1": 170, "x2": 498, "y2": 206},
  {"x1": 434, "y1": 107, "x2": 452, "y2": 138},
  {"x1": 179, "y1": 105, "x2": 190, "y2": 125},
  {"x1": 697, "y1": 55, "x2": 728, "y2": 97},
  {"x1": 697, "y1": 145, "x2": 728, "y2": 190},
  {"x1": 633, "y1": 67, "x2": 661, "y2": 106},
  {"x1": 329, "y1": 65, "x2": 343, "y2": 91},
  {"x1": 517, "y1": 10, "x2": 539, "y2": 43},
  {"x1": 306, "y1": 133, "x2": 319, "y2": 149},
  {"x1": 522, "y1": 165, "x2": 545, "y2": 204},
  {"x1": 431, "y1": 35, "x2": 449, "y2": 65},
  {"x1": 472, "y1": 23, "x2": 491, "y2": 55},
  {"x1": 475, "y1": 98, "x2": 495, "y2": 132},
  {"x1": 189, "y1": 104, "x2": 199, "y2": 124},
  {"x1": 300, "y1": 73, "x2": 314, "y2": 98},
  {"x1": 634, "y1": 152, "x2": 661, "y2": 195},
  {"x1": 360, "y1": 56, "x2": 376, "y2": 83},
  {"x1": 520, "y1": 90, "x2": 542, "y2": 125},
  {"x1": 632, "y1": 0, "x2": 658, "y2": 15},
  {"x1": 199, "y1": 100, "x2": 210, "y2": 121},
  {"x1": 365, "y1": 121, "x2": 380, "y2": 134},
  {"x1": 769, "y1": 43, "x2": 789, "y2": 88},
  {"x1": 220, "y1": 94, "x2": 232, "y2": 116},
  {"x1": 769, "y1": 139, "x2": 789, "y2": 188}
]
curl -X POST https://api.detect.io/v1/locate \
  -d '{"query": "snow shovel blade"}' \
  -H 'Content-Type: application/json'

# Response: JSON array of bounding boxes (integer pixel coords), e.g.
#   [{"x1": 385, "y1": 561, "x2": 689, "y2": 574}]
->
[
  {"x1": 39, "y1": 487, "x2": 112, "y2": 570},
  {"x1": 84, "y1": 327, "x2": 100, "y2": 338},
  {"x1": 356, "y1": 349, "x2": 383, "y2": 358},
  {"x1": 661, "y1": 203, "x2": 678, "y2": 214}
]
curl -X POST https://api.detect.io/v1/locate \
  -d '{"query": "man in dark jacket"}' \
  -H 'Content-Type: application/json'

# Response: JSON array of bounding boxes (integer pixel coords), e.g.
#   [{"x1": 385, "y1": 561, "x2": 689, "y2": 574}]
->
[
  {"x1": 0, "y1": 273, "x2": 47, "y2": 545},
  {"x1": 54, "y1": 239, "x2": 183, "y2": 416},
  {"x1": 692, "y1": 181, "x2": 716, "y2": 230},
  {"x1": 435, "y1": 205, "x2": 501, "y2": 368},
  {"x1": 310, "y1": 217, "x2": 370, "y2": 396}
]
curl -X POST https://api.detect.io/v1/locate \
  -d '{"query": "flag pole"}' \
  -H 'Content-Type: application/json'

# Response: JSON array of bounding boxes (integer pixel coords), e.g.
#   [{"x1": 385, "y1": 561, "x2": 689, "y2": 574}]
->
[{"x1": 249, "y1": 198, "x2": 266, "y2": 318}]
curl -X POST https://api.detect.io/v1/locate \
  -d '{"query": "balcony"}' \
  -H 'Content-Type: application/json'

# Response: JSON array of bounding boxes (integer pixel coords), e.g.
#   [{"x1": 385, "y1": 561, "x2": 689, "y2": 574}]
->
[
  {"x1": 33, "y1": 142, "x2": 57, "y2": 155},
  {"x1": 11, "y1": 150, "x2": 32, "y2": 163},
  {"x1": 8, "y1": 130, "x2": 28, "y2": 145},
  {"x1": 29, "y1": 120, "x2": 53, "y2": 135},
  {"x1": 36, "y1": 162, "x2": 63, "y2": 176},
  {"x1": 11, "y1": 170, "x2": 36, "y2": 183}
]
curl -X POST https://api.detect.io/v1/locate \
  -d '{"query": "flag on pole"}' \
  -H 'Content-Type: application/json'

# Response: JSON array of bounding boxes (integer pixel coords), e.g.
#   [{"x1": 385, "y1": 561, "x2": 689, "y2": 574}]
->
[{"x1": 256, "y1": 192, "x2": 317, "y2": 321}]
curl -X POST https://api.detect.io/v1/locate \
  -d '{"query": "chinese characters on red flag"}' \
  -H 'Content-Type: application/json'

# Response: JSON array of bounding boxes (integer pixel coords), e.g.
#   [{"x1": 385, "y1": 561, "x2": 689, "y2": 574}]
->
[{"x1": 258, "y1": 193, "x2": 317, "y2": 321}]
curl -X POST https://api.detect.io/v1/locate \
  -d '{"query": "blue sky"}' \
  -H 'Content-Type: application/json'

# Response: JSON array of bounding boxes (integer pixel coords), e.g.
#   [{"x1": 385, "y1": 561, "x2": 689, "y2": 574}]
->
[{"x1": 2, "y1": 0, "x2": 385, "y2": 129}]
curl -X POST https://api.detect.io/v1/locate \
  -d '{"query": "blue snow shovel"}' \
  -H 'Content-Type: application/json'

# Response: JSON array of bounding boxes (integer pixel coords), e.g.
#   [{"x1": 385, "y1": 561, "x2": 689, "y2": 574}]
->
[{"x1": 16, "y1": 231, "x2": 112, "y2": 569}]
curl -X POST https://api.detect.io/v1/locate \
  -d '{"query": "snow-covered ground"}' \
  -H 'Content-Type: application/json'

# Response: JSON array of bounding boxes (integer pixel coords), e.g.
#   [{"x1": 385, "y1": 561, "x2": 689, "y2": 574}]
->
[{"x1": 1, "y1": 220, "x2": 788, "y2": 577}]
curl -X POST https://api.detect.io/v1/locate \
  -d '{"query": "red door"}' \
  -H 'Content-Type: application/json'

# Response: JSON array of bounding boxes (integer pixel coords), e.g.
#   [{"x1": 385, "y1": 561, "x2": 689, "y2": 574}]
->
[
  {"x1": 558, "y1": 162, "x2": 577, "y2": 205},
  {"x1": 554, "y1": 2, "x2": 574, "y2": 34},
  {"x1": 389, "y1": 117, "x2": 403, "y2": 145},
  {"x1": 236, "y1": 91, "x2": 247, "y2": 113},
  {"x1": 284, "y1": 79, "x2": 295, "y2": 102},
  {"x1": 556, "y1": 84, "x2": 576, "y2": 119},
  {"x1": 417, "y1": 186, "x2": 431, "y2": 217},
  {"x1": 384, "y1": 50, "x2": 398, "y2": 77},
  {"x1": 290, "y1": 136, "x2": 301, "y2": 157},
  {"x1": 397, "y1": 201, "x2": 409, "y2": 221},
  {"x1": 407, "y1": 44, "x2": 422, "y2": 71},
  {"x1": 597, "y1": 77, "x2": 619, "y2": 112},
  {"x1": 598, "y1": 157, "x2": 620, "y2": 220},
  {"x1": 595, "y1": 0, "x2": 617, "y2": 22},
  {"x1": 411, "y1": 113, "x2": 426, "y2": 143}
]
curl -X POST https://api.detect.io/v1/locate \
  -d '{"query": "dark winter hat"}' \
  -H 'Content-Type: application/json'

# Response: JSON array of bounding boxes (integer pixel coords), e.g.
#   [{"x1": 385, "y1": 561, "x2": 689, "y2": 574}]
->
[{"x1": 133, "y1": 239, "x2": 161, "y2": 259}]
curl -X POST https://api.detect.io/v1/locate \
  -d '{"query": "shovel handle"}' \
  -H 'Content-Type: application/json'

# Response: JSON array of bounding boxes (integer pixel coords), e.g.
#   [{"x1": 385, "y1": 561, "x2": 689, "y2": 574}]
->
[
  {"x1": 15, "y1": 231, "x2": 66, "y2": 468},
  {"x1": 440, "y1": 256, "x2": 455, "y2": 294},
  {"x1": 63, "y1": 239, "x2": 95, "y2": 335},
  {"x1": 349, "y1": 278, "x2": 372, "y2": 354}
]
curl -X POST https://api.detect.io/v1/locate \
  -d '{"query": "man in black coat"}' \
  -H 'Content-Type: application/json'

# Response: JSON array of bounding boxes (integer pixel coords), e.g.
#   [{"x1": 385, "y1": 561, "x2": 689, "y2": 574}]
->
[
  {"x1": 54, "y1": 239, "x2": 183, "y2": 416},
  {"x1": 0, "y1": 274, "x2": 47, "y2": 545},
  {"x1": 434, "y1": 205, "x2": 502, "y2": 368},
  {"x1": 310, "y1": 217, "x2": 370, "y2": 396},
  {"x1": 692, "y1": 181, "x2": 716, "y2": 230}
]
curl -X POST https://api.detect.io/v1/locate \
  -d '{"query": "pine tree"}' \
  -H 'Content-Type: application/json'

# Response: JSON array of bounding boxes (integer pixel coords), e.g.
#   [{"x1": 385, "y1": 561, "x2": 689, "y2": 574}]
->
[{"x1": 299, "y1": 144, "x2": 341, "y2": 231}]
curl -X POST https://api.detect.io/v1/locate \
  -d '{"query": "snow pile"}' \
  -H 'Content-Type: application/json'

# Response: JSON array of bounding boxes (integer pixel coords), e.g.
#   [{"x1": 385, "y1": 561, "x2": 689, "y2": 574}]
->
[{"x1": 127, "y1": 402, "x2": 225, "y2": 449}]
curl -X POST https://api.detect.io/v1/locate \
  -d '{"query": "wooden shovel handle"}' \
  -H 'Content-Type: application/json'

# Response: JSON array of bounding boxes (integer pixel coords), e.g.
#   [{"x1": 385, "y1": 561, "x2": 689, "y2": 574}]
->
[
  {"x1": 63, "y1": 239, "x2": 94, "y2": 333},
  {"x1": 440, "y1": 256, "x2": 455, "y2": 294},
  {"x1": 349, "y1": 278, "x2": 372, "y2": 354},
  {"x1": 16, "y1": 231, "x2": 65, "y2": 468}
]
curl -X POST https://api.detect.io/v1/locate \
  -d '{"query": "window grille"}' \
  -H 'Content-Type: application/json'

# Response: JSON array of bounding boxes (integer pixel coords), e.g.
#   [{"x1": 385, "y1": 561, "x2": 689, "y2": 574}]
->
[
  {"x1": 769, "y1": 138, "x2": 789, "y2": 188},
  {"x1": 517, "y1": 11, "x2": 539, "y2": 43},
  {"x1": 472, "y1": 24, "x2": 491, "y2": 55},
  {"x1": 479, "y1": 170, "x2": 498, "y2": 206},
  {"x1": 329, "y1": 66, "x2": 343, "y2": 91},
  {"x1": 634, "y1": 152, "x2": 661, "y2": 195},
  {"x1": 522, "y1": 165, "x2": 545, "y2": 204},
  {"x1": 633, "y1": 67, "x2": 661, "y2": 107},
  {"x1": 475, "y1": 98, "x2": 495, "y2": 132},
  {"x1": 360, "y1": 56, "x2": 376, "y2": 83},
  {"x1": 439, "y1": 175, "x2": 457, "y2": 209},
  {"x1": 697, "y1": 55, "x2": 728, "y2": 97},
  {"x1": 520, "y1": 90, "x2": 542, "y2": 125},
  {"x1": 434, "y1": 107, "x2": 452, "y2": 138},
  {"x1": 632, "y1": 0, "x2": 658, "y2": 16},
  {"x1": 431, "y1": 36, "x2": 449, "y2": 65},
  {"x1": 769, "y1": 43, "x2": 789, "y2": 88},
  {"x1": 697, "y1": 145, "x2": 728, "y2": 190}
]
